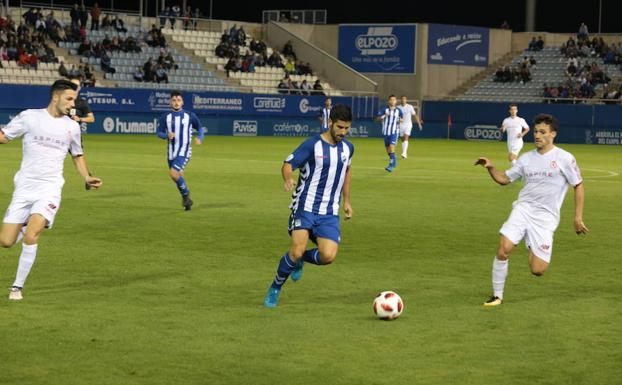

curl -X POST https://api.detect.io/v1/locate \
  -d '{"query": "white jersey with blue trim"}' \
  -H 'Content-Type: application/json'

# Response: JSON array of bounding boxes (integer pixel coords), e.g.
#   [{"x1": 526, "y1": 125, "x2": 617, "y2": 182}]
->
[
  {"x1": 157, "y1": 109, "x2": 202, "y2": 160},
  {"x1": 320, "y1": 107, "x2": 331, "y2": 129},
  {"x1": 286, "y1": 135, "x2": 354, "y2": 216},
  {"x1": 378, "y1": 107, "x2": 403, "y2": 135}
]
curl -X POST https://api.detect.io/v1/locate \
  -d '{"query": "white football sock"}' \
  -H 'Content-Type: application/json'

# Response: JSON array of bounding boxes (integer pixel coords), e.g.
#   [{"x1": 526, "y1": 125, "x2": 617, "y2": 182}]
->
[
  {"x1": 402, "y1": 141, "x2": 409, "y2": 155},
  {"x1": 13, "y1": 243, "x2": 38, "y2": 288},
  {"x1": 492, "y1": 256, "x2": 509, "y2": 299}
]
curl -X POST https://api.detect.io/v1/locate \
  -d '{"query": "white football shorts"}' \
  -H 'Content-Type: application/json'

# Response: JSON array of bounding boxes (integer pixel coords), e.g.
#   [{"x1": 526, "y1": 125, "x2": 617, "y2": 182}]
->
[
  {"x1": 499, "y1": 204, "x2": 554, "y2": 263},
  {"x1": 3, "y1": 194, "x2": 62, "y2": 229},
  {"x1": 508, "y1": 139, "x2": 524, "y2": 156},
  {"x1": 399, "y1": 123, "x2": 413, "y2": 137}
]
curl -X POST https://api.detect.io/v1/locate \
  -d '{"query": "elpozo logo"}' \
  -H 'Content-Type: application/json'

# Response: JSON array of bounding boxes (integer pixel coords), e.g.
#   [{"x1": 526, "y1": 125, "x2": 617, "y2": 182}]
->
[
  {"x1": 232, "y1": 120, "x2": 258, "y2": 136},
  {"x1": 464, "y1": 125, "x2": 502, "y2": 141},
  {"x1": 355, "y1": 27, "x2": 398, "y2": 55}
]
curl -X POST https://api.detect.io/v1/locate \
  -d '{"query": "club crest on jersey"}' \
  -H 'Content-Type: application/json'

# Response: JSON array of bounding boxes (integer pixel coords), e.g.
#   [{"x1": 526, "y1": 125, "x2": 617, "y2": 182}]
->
[
  {"x1": 550, "y1": 160, "x2": 558, "y2": 168},
  {"x1": 341, "y1": 153, "x2": 348, "y2": 163}
]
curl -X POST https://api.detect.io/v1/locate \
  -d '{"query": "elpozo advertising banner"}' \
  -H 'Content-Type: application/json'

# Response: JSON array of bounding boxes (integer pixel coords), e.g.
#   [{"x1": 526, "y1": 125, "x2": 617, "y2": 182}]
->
[
  {"x1": 338, "y1": 24, "x2": 416, "y2": 74},
  {"x1": 427, "y1": 24, "x2": 489, "y2": 67}
]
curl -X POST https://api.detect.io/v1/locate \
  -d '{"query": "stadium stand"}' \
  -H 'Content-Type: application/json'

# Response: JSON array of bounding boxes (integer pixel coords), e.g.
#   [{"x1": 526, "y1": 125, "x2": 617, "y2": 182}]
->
[
  {"x1": 161, "y1": 27, "x2": 342, "y2": 95},
  {"x1": 458, "y1": 43, "x2": 622, "y2": 103}
]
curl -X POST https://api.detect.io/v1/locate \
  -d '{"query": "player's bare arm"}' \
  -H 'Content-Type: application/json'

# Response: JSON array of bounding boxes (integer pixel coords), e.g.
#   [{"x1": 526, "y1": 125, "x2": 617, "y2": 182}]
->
[
  {"x1": 474, "y1": 157, "x2": 511, "y2": 185},
  {"x1": 342, "y1": 166, "x2": 353, "y2": 220},
  {"x1": 281, "y1": 162, "x2": 295, "y2": 191},
  {"x1": 519, "y1": 126, "x2": 530, "y2": 138},
  {"x1": 73, "y1": 155, "x2": 103, "y2": 189},
  {"x1": 573, "y1": 182, "x2": 589, "y2": 234},
  {"x1": 0, "y1": 130, "x2": 9, "y2": 144}
]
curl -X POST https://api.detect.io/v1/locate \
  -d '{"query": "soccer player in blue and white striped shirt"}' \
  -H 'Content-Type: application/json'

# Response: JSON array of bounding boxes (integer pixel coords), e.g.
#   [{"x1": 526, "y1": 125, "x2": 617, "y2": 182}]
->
[
  {"x1": 375, "y1": 95, "x2": 403, "y2": 172},
  {"x1": 318, "y1": 97, "x2": 331, "y2": 133},
  {"x1": 156, "y1": 91, "x2": 204, "y2": 210},
  {"x1": 264, "y1": 104, "x2": 354, "y2": 308}
]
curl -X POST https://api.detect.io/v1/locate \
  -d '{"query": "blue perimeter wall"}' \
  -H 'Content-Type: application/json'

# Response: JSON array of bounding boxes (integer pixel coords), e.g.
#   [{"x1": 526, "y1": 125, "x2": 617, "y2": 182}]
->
[
  {"x1": 423, "y1": 101, "x2": 622, "y2": 145},
  {"x1": 0, "y1": 85, "x2": 620, "y2": 144}
]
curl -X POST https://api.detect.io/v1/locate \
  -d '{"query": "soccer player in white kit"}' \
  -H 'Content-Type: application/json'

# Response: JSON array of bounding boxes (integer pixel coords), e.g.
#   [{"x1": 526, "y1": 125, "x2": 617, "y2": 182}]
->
[
  {"x1": 0, "y1": 80, "x2": 102, "y2": 300},
  {"x1": 475, "y1": 113, "x2": 588, "y2": 306},
  {"x1": 500, "y1": 104, "x2": 530, "y2": 165},
  {"x1": 397, "y1": 95, "x2": 422, "y2": 159}
]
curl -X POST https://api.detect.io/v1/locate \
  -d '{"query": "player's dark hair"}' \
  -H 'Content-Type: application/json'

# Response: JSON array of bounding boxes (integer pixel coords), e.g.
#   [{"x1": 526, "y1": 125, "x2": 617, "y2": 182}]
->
[
  {"x1": 533, "y1": 113, "x2": 559, "y2": 132},
  {"x1": 388, "y1": 94, "x2": 396, "y2": 99},
  {"x1": 170, "y1": 91, "x2": 183, "y2": 98},
  {"x1": 329, "y1": 104, "x2": 352, "y2": 122},
  {"x1": 50, "y1": 79, "x2": 77, "y2": 97},
  {"x1": 509, "y1": 103, "x2": 518, "y2": 108},
  {"x1": 400, "y1": 95, "x2": 407, "y2": 98}
]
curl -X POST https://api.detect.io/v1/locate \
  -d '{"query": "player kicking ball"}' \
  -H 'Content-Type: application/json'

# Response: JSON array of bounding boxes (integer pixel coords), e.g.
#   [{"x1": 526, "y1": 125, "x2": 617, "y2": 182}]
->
[
  {"x1": 264, "y1": 105, "x2": 354, "y2": 308},
  {"x1": 475, "y1": 113, "x2": 588, "y2": 306}
]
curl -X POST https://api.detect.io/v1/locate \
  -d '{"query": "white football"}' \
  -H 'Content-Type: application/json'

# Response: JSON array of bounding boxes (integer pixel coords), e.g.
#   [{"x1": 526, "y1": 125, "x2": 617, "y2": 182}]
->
[{"x1": 373, "y1": 291, "x2": 404, "y2": 320}]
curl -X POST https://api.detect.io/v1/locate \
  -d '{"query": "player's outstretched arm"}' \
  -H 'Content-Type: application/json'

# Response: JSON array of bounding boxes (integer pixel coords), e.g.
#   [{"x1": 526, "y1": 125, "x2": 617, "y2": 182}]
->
[
  {"x1": 573, "y1": 183, "x2": 589, "y2": 234},
  {"x1": 73, "y1": 155, "x2": 103, "y2": 189},
  {"x1": 0, "y1": 130, "x2": 9, "y2": 144},
  {"x1": 474, "y1": 157, "x2": 511, "y2": 185},
  {"x1": 342, "y1": 167, "x2": 353, "y2": 220},
  {"x1": 282, "y1": 162, "x2": 295, "y2": 192}
]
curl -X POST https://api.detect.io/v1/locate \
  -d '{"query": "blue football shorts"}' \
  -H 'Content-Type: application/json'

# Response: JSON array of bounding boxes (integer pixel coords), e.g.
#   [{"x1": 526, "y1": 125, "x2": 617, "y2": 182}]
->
[{"x1": 288, "y1": 210, "x2": 341, "y2": 244}]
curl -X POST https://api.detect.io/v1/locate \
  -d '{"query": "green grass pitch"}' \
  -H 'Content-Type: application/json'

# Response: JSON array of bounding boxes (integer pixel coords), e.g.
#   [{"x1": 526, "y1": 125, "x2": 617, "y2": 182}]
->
[{"x1": 0, "y1": 135, "x2": 620, "y2": 385}]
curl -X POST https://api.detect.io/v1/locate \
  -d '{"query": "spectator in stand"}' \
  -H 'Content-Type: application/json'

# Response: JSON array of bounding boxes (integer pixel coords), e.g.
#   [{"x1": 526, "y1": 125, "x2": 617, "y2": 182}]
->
[
  {"x1": 58, "y1": 61, "x2": 69, "y2": 77},
  {"x1": 183, "y1": 6, "x2": 192, "y2": 31},
  {"x1": 134, "y1": 66, "x2": 145, "y2": 82},
  {"x1": 79, "y1": 5, "x2": 88, "y2": 29},
  {"x1": 100, "y1": 50, "x2": 115, "y2": 74},
  {"x1": 277, "y1": 79, "x2": 289, "y2": 94},
  {"x1": 529, "y1": 55, "x2": 537, "y2": 68},
  {"x1": 224, "y1": 56, "x2": 236, "y2": 77},
  {"x1": 237, "y1": 26, "x2": 246, "y2": 46},
  {"x1": 192, "y1": 8, "x2": 200, "y2": 30},
  {"x1": 70, "y1": 4, "x2": 80, "y2": 29},
  {"x1": 143, "y1": 58, "x2": 155, "y2": 81},
  {"x1": 171, "y1": 4, "x2": 181, "y2": 29},
  {"x1": 578, "y1": 22, "x2": 588, "y2": 40},
  {"x1": 284, "y1": 59, "x2": 296, "y2": 74},
  {"x1": 300, "y1": 79, "x2": 311, "y2": 96},
  {"x1": 268, "y1": 50, "x2": 283, "y2": 67},
  {"x1": 155, "y1": 64, "x2": 169, "y2": 83},
  {"x1": 229, "y1": 24, "x2": 238, "y2": 44},
  {"x1": 527, "y1": 37, "x2": 539, "y2": 51},
  {"x1": 536, "y1": 36, "x2": 544, "y2": 50},
  {"x1": 313, "y1": 79, "x2": 324, "y2": 96},
  {"x1": 500, "y1": 20, "x2": 510, "y2": 30},
  {"x1": 22, "y1": 8, "x2": 37, "y2": 27},
  {"x1": 90, "y1": 3, "x2": 101, "y2": 31},
  {"x1": 164, "y1": 51, "x2": 178, "y2": 70},
  {"x1": 35, "y1": 14, "x2": 46, "y2": 36},
  {"x1": 250, "y1": 38, "x2": 266, "y2": 54},
  {"x1": 101, "y1": 14, "x2": 111, "y2": 30},
  {"x1": 283, "y1": 40, "x2": 296, "y2": 60},
  {"x1": 221, "y1": 29, "x2": 230, "y2": 43},
  {"x1": 112, "y1": 16, "x2": 127, "y2": 33}
]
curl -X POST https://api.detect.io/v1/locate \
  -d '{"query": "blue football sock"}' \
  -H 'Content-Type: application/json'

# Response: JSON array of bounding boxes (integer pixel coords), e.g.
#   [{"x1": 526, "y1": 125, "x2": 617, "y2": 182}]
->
[
  {"x1": 271, "y1": 253, "x2": 296, "y2": 289},
  {"x1": 389, "y1": 153, "x2": 396, "y2": 166},
  {"x1": 175, "y1": 176, "x2": 190, "y2": 197},
  {"x1": 302, "y1": 248, "x2": 322, "y2": 265}
]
